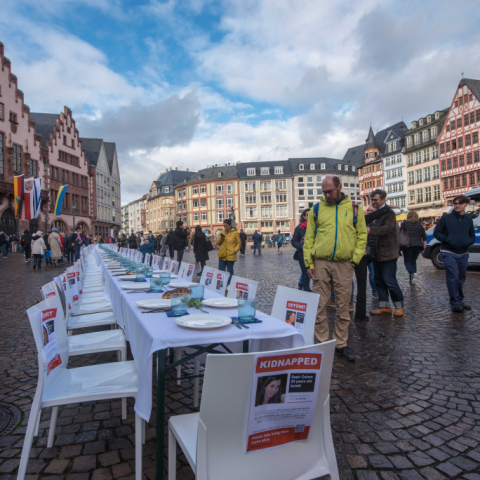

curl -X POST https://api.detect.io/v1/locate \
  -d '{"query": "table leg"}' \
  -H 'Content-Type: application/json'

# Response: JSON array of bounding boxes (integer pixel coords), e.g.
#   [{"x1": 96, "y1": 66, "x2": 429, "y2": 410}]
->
[
  {"x1": 243, "y1": 339, "x2": 249, "y2": 353},
  {"x1": 156, "y1": 349, "x2": 166, "y2": 480}
]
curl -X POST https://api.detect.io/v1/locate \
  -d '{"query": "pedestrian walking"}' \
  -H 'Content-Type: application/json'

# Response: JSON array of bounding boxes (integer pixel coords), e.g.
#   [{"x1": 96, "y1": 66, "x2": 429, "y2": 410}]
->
[
  {"x1": 368, "y1": 189, "x2": 404, "y2": 318},
  {"x1": 0, "y1": 230, "x2": 9, "y2": 258},
  {"x1": 303, "y1": 176, "x2": 367, "y2": 362},
  {"x1": 128, "y1": 232, "x2": 137, "y2": 250},
  {"x1": 401, "y1": 211, "x2": 427, "y2": 284},
  {"x1": 73, "y1": 229, "x2": 83, "y2": 261},
  {"x1": 433, "y1": 194, "x2": 475, "y2": 313},
  {"x1": 65, "y1": 232, "x2": 75, "y2": 262},
  {"x1": 217, "y1": 219, "x2": 241, "y2": 285},
  {"x1": 252, "y1": 230, "x2": 262, "y2": 255},
  {"x1": 11, "y1": 234, "x2": 19, "y2": 253},
  {"x1": 277, "y1": 230, "x2": 284, "y2": 253},
  {"x1": 239, "y1": 229, "x2": 247, "y2": 256},
  {"x1": 32, "y1": 231, "x2": 46, "y2": 269},
  {"x1": 166, "y1": 229, "x2": 175, "y2": 258},
  {"x1": 21, "y1": 230, "x2": 32, "y2": 263},
  {"x1": 193, "y1": 225, "x2": 209, "y2": 275},
  {"x1": 292, "y1": 208, "x2": 311, "y2": 292},
  {"x1": 173, "y1": 221, "x2": 188, "y2": 266},
  {"x1": 48, "y1": 228, "x2": 63, "y2": 267},
  {"x1": 160, "y1": 233, "x2": 168, "y2": 256}
]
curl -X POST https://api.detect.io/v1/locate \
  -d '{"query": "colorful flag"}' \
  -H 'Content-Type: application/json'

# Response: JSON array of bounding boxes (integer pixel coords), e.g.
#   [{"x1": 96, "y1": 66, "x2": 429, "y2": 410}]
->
[
  {"x1": 13, "y1": 175, "x2": 24, "y2": 218},
  {"x1": 22, "y1": 177, "x2": 35, "y2": 220},
  {"x1": 33, "y1": 178, "x2": 42, "y2": 219},
  {"x1": 54, "y1": 185, "x2": 68, "y2": 217}
]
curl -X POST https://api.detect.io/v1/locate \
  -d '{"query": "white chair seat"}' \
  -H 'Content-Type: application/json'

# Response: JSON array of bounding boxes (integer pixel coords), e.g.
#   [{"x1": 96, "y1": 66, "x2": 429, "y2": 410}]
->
[
  {"x1": 78, "y1": 294, "x2": 107, "y2": 304},
  {"x1": 72, "y1": 303, "x2": 112, "y2": 315},
  {"x1": 42, "y1": 360, "x2": 138, "y2": 407},
  {"x1": 68, "y1": 311, "x2": 117, "y2": 329},
  {"x1": 82, "y1": 286, "x2": 105, "y2": 294},
  {"x1": 169, "y1": 413, "x2": 199, "y2": 472},
  {"x1": 68, "y1": 329, "x2": 126, "y2": 356}
]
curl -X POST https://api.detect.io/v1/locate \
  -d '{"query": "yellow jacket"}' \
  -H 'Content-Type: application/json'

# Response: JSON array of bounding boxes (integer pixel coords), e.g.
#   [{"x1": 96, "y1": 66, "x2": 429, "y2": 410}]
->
[
  {"x1": 303, "y1": 195, "x2": 367, "y2": 269},
  {"x1": 217, "y1": 228, "x2": 241, "y2": 262}
]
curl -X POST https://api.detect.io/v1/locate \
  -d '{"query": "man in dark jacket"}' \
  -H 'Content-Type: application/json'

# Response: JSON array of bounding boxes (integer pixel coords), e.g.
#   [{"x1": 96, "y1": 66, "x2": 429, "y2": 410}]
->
[
  {"x1": 173, "y1": 221, "x2": 188, "y2": 265},
  {"x1": 434, "y1": 194, "x2": 475, "y2": 312},
  {"x1": 368, "y1": 189, "x2": 404, "y2": 317},
  {"x1": 252, "y1": 230, "x2": 262, "y2": 255},
  {"x1": 66, "y1": 232, "x2": 76, "y2": 262},
  {"x1": 166, "y1": 229, "x2": 175, "y2": 258},
  {"x1": 21, "y1": 230, "x2": 32, "y2": 263},
  {"x1": 128, "y1": 232, "x2": 137, "y2": 249},
  {"x1": 239, "y1": 229, "x2": 247, "y2": 256}
]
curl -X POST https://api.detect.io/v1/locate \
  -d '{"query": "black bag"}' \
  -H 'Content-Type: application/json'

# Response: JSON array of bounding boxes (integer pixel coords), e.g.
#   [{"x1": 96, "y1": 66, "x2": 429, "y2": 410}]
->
[
  {"x1": 293, "y1": 250, "x2": 299, "y2": 261},
  {"x1": 206, "y1": 240, "x2": 214, "y2": 252},
  {"x1": 397, "y1": 222, "x2": 410, "y2": 250}
]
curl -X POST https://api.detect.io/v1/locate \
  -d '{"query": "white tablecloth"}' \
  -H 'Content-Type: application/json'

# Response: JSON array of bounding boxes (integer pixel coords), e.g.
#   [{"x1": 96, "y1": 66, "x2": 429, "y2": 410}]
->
[{"x1": 95, "y1": 249, "x2": 304, "y2": 421}]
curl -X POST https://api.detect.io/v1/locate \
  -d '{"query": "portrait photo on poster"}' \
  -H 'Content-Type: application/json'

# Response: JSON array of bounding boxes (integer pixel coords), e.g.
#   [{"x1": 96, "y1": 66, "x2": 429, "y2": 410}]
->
[{"x1": 254, "y1": 374, "x2": 288, "y2": 407}]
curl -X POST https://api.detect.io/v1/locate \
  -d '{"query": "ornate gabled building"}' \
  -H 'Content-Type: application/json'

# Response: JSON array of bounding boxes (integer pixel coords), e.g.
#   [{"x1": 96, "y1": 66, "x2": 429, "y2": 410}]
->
[
  {"x1": 438, "y1": 78, "x2": 480, "y2": 204},
  {"x1": 0, "y1": 42, "x2": 48, "y2": 236},
  {"x1": 146, "y1": 168, "x2": 193, "y2": 234}
]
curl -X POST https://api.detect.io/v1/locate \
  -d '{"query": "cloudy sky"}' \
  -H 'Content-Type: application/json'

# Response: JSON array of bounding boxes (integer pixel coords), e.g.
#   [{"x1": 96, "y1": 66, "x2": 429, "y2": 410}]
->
[{"x1": 2, "y1": 0, "x2": 480, "y2": 204}]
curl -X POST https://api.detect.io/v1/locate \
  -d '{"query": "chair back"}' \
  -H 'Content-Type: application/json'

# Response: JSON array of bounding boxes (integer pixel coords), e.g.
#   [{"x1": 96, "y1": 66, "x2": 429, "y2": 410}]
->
[
  {"x1": 152, "y1": 255, "x2": 162, "y2": 270},
  {"x1": 27, "y1": 297, "x2": 70, "y2": 394},
  {"x1": 178, "y1": 263, "x2": 195, "y2": 280},
  {"x1": 41, "y1": 281, "x2": 67, "y2": 328},
  {"x1": 169, "y1": 259, "x2": 179, "y2": 275},
  {"x1": 271, "y1": 286, "x2": 320, "y2": 345},
  {"x1": 212, "y1": 270, "x2": 228, "y2": 296},
  {"x1": 199, "y1": 266, "x2": 217, "y2": 290},
  {"x1": 162, "y1": 257, "x2": 171, "y2": 272},
  {"x1": 144, "y1": 253, "x2": 152, "y2": 266},
  {"x1": 196, "y1": 342, "x2": 338, "y2": 480},
  {"x1": 226, "y1": 276, "x2": 258, "y2": 300},
  {"x1": 134, "y1": 251, "x2": 142, "y2": 262}
]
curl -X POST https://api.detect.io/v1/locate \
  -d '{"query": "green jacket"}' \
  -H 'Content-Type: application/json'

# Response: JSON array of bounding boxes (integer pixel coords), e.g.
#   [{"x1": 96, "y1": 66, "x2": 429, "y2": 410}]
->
[{"x1": 303, "y1": 195, "x2": 367, "y2": 269}]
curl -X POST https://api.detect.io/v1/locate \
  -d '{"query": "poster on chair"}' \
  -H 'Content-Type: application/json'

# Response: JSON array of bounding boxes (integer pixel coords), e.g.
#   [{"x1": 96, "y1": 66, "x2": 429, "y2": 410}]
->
[
  {"x1": 246, "y1": 350, "x2": 322, "y2": 453},
  {"x1": 41, "y1": 307, "x2": 63, "y2": 375}
]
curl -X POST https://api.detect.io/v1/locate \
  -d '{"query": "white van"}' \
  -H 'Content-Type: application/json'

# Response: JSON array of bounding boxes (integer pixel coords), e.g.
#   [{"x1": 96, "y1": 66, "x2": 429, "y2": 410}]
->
[{"x1": 422, "y1": 187, "x2": 480, "y2": 269}]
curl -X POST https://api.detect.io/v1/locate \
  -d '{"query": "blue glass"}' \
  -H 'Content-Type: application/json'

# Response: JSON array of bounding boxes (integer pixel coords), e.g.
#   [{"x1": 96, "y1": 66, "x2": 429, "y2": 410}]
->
[
  {"x1": 190, "y1": 284, "x2": 204, "y2": 300},
  {"x1": 150, "y1": 278, "x2": 163, "y2": 292},
  {"x1": 145, "y1": 267, "x2": 153, "y2": 278},
  {"x1": 238, "y1": 299, "x2": 256, "y2": 321},
  {"x1": 171, "y1": 293, "x2": 190, "y2": 316},
  {"x1": 135, "y1": 267, "x2": 146, "y2": 282},
  {"x1": 159, "y1": 272, "x2": 171, "y2": 284}
]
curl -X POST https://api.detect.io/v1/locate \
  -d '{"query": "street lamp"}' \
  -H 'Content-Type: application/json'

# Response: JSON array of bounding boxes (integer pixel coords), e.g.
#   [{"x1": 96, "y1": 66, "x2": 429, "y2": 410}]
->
[
  {"x1": 72, "y1": 205, "x2": 76, "y2": 234},
  {"x1": 15, "y1": 196, "x2": 21, "y2": 239}
]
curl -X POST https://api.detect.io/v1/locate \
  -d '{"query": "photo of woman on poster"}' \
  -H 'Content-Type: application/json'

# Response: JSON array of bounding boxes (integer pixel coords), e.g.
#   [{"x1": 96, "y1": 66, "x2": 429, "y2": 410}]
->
[
  {"x1": 255, "y1": 375, "x2": 287, "y2": 406},
  {"x1": 285, "y1": 311, "x2": 296, "y2": 326}
]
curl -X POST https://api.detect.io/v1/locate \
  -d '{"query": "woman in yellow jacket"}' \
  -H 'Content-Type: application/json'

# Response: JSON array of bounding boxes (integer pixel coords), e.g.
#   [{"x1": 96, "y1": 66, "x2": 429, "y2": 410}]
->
[{"x1": 217, "y1": 219, "x2": 241, "y2": 284}]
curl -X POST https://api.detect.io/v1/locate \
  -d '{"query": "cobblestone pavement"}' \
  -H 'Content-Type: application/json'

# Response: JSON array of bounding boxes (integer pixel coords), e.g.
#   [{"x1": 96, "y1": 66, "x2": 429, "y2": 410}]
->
[{"x1": 1, "y1": 246, "x2": 480, "y2": 480}]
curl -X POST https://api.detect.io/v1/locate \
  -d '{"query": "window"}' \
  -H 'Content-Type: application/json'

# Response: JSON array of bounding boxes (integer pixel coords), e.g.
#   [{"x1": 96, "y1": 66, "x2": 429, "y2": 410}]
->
[
  {"x1": 431, "y1": 126, "x2": 437, "y2": 138},
  {"x1": 470, "y1": 173, "x2": 475, "y2": 185},
  {"x1": 245, "y1": 195, "x2": 256, "y2": 204},
  {"x1": 446, "y1": 141, "x2": 450, "y2": 152},
  {"x1": 464, "y1": 113, "x2": 470, "y2": 127},
  {"x1": 457, "y1": 118, "x2": 462, "y2": 129},
  {"x1": 409, "y1": 190, "x2": 415, "y2": 202},
  {"x1": 316, "y1": 175, "x2": 322, "y2": 183},
  {"x1": 465, "y1": 134, "x2": 471, "y2": 147},
  {"x1": 455, "y1": 176, "x2": 461, "y2": 187},
  {"x1": 261, "y1": 167, "x2": 269, "y2": 175},
  {"x1": 177, "y1": 190, "x2": 182, "y2": 198},
  {"x1": 414, "y1": 133, "x2": 420, "y2": 145},
  {"x1": 260, "y1": 181, "x2": 271, "y2": 192},
  {"x1": 274, "y1": 166, "x2": 284, "y2": 174},
  {"x1": 473, "y1": 132, "x2": 478, "y2": 144},
  {"x1": 440, "y1": 143, "x2": 445, "y2": 154},
  {"x1": 337, "y1": 164, "x2": 341, "y2": 170},
  {"x1": 298, "y1": 189, "x2": 305, "y2": 197},
  {"x1": 416, "y1": 188, "x2": 423, "y2": 203},
  {"x1": 407, "y1": 137, "x2": 412, "y2": 147},
  {"x1": 317, "y1": 188, "x2": 323, "y2": 196},
  {"x1": 200, "y1": 198, "x2": 207, "y2": 207},
  {"x1": 13, "y1": 145, "x2": 22, "y2": 172},
  {"x1": 165, "y1": 186, "x2": 170, "y2": 193},
  {"x1": 247, "y1": 168, "x2": 256, "y2": 176},
  {"x1": 201, "y1": 212, "x2": 207, "y2": 221},
  {"x1": 467, "y1": 153, "x2": 473, "y2": 165},
  {"x1": 261, "y1": 222, "x2": 273, "y2": 228},
  {"x1": 433, "y1": 185, "x2": 441, "y2": 201},
  {"x1": 216, "y1": 184, "x2": 223, "y2": 194},
  {"x1": 276, "y1": 193, "x2": 287, "y2": 203},
  {"x1": 216, "y1": 197, "x2": 224, "y2": 208},
  {"x1": 425, "y1": 186, "x2": 432, "y2": 202},
  {"x1": 352, "y1": 166, "x2": 356, "y2": 172},
  {"x1": 408, "y1": 172, "x2": 414, "y2": 185},
  {"x1": 261, "y1": 206, "x2": 272, "y2": 218},
  {"x1": 321, "y1": 163, "x2": 325, "y2": 169},
  {"x1": 453, "y1": 157, "x2": 458, "y2": 168},
  {"x1": 477, "y1": 109, "x2": 480, "y2": 122},
  {"x1": 216, "y1": 211, "x2": 224, "y2": 223},
  {"x1": 424, "y1": 167, "x2": 431, "y2": 181},
  {"x1": 182, "y1": 201, "x2": 186, "y2": 210},
  {"x1": 299, "y1": 164, "x2": 304, "y2": 170},
  {"x1": 310, "y1": 164, "x2": 315, "y2": 170},
  {"x1": 226, "y1": 197, "x2": 233, "y2": 208},
  {"x1": 246, "y1": 207, "x2": 257, "y2": 219},
  {"x1": 0, "y1": 133, "x2": 3, "y2": 179},
  {"x1": 433, "y1": 164, "x2": 439, "y2": 179},
  {"x1": 416, "y1": 170, "x2": 422, "y2": 183},
  {"x1": 307, "y1": 189, "x2": 314, "y2": 197},
  {"x1": 260, "y1": 194, "x2": 271, "y2": 204},
  {"x1": 423, "y1": 149, "x2": 430, "y2": 162},
  {"x1": 462, "y1": 174, "x2": 468, "y2": 186},
  {"x1": 447, "y1": 158, "x2": 452, "y2": 169},
  {"x1": 226, "y1": 184, "x2": 233, "y2": 194},
  {"x1": 276, "y1": 205, "x2": 288, "y2": 217},
  {"x1": 344, "y1": 165, "x2": 349, "y2": 171},
  {"x1": 192, "y1": 186, "x2": 198, "y2": 195},
  {"x1": 193, "y1": 200, "x2": 199, "y2": 208},
  {"x1": 307, "y1": 176, "x2": 313, "y2": 184},
  {"x1": 471, "y1": 112, "x2": 475, "y2": 124},
  {"x1": 177, "y1": 202, "x2": 182, "y2": 211},
  {"x1": 218, "y1": 172, "x2": 223, "y2": 178},
  {"x1": 245, "y1": 181, "x2": 256, "y2": 192},
  {"x1": 200, "y1": 185, "x2": 206, "y2": 194},
  {"x1": 451, "y1": 120, "x2": 456, "y2": 131},
  {"x1": 407, "y1": 154, "x2": 414, "y2": 167},
  {"x1": 193, "y1": 213, "x2": 199, "y2": 222},
  {"x1": 460, "y1": 155, "x2": 464, "y2": 167},
  {"x1": 275, "y1": 180, "x2": 286, "y2": 190},
  {"x1": 415, "y1": 152, "x2": 421, "y2": 164},
  {"x1": 458, "y1": 137, "x2": 463, "y2": 149}
]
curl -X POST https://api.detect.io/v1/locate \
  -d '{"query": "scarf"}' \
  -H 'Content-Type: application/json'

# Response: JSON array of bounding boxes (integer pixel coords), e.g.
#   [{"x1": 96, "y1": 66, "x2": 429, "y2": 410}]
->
[{"x1": 300, "y1": 221, "x2": 308, "y2": 230}]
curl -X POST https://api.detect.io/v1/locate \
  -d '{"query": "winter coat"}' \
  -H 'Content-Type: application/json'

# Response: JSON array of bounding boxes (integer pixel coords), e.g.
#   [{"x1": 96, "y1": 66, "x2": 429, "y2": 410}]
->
[
  {"x1": 160, "y1": 235, "x2": 168, "y2": 255},
  {"x1": 303, "y1": 195, "x2": 368, "y2": 269},
  {"x1": 401, "y1": 221, "x2": 426, "y2": 249},
  {"x1": 252, "y1": 232, "x2": 262, "y2": 245},
  {"x1": 166, "y1": 231, "x2": 175, "y2": 246},
  {"x1": 21, "y1": 233, "x2": 32, "y2": 246},
  {"x1": 66, "y1": 234, "x2": 76, "y2": 250},
  {"x1": 217, "y1": 228, "x2": 241, "y2": 262},
  {"x1": 193, "y1": 232, "x2": 209, "y2": 263},
  {"x1": 0, "y1": 232, "x2": 8, "y2": 245},
  {"x1": 292, "y1": 224, "x2": 307, "y2": 256},
  {"x1": 239, "y1": 232, "x2": 247, "y2": 244},
  {"x1": 49, "y1": 232, "x2": 63, "y2": 259},
  {"x1": 128, "y1": 234, "x2": 137, "y2": 249},
  {"x1": 32, "y1": 237, "x2": 46, "y2": 255},
  {"x1": 368, "y1": 206, "x2": 399, "y2": 262},
  {"x1": 434, "y1": 210, "x2": 475, "y2": 255},
  {"x1": 173, "y1": 227, "x2": 188, "y2": 251}
]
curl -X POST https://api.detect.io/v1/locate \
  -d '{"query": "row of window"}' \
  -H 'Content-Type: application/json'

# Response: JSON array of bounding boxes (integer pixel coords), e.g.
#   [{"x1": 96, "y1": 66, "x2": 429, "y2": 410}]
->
[
  {"x1": 360, "y1": 179, "x2": 383, "y2": 191},
  {"x1": 360, "y1": 164, "x2": 382, "y2": 174},
  {"x1": 385, "y1": 168, "x2": 403, "y2": 180},
  {"x1": 148, "y1": 209, "x2": 175, "y2": 219},
  {"x1": 245, "y1": 206, "x2": 289, "y2": 218},
  {"x1": 59, "y1": 150, "x2": 79, "y2": 167},
  {"x1": 446, "y1": 109, "x2": 480, "y2": 133},
  {"x1": 388, "y1": 197, "x2": 406, "y2": 208},
  {"x1": 406, "y1": 127, "x2": 438, "y2": 147},
  {"x1": 443, "y1": 172, "x2": 480, "y2": 190},
  {"x1": 440, "y1": 132, "x2": 479, "y2": 153},
  {"x1": 386, "y1": 182, "x2": 404, "y2": 193},
  {"x1": 440, "y1": 151, "x2": 480, "y2": 170},
  {"x1": 454, "y1": 92, "x2": 474, "y2": 108},
  {"x1": 247, "y1": 166, "x2": 285, "y2": 176},
  {"x1": 411, "y1": 112, "x2": 441, "y2": 129},
  {"x1": 385, "y1": 155, "x2": 403, "y2": 166},
  {"x1": 406, "y1": 146, "x2": 439, "y2": 166},
  {"x1": 244, "y1": 194, "x2": 288, "y2": 204},
  {"x1": 407, "y1": 165, "x2": 440, "y2": 184},
  {"x1": 50, "y1": 167, "x2": 88, "y2": 188},
  {"x1": 49, "y1": 189, "x2": 88, "y2": 212},
  {"x1": 409, "y1": 185, "x2": 442, "y2": 203}
]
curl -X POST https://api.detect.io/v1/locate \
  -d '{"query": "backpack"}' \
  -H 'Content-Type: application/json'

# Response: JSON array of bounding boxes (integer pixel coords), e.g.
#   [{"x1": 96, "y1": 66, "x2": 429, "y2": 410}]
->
[
  {"x1": 313, "y1": 200, "x2": 359, "y2": 237},
  {"x1": 278, "y1": 235, "x2": 283, "y2": 243}
]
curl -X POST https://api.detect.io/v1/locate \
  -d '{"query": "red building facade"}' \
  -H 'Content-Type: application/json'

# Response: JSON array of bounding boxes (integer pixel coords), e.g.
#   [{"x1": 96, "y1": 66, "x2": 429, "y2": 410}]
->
[{"x1": 438, "y1": 78, "x2": 480, "y2": 204}]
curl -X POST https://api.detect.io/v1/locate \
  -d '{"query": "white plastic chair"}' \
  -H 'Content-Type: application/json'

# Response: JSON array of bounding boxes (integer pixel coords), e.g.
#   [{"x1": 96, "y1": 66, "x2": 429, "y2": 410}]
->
[
  {"x1": 18, "y1": 298, "x2": 142, "y2": 480},
  {"x1": 152, "y1": 255, "x2": 162, "y2": 270},
  {"x1": 271, "y1": 286, "x2": 320, "y2": 345},
  {"x1": 144, "y1": 253, "x2": 152, "y2": 265},
  {"x1": 178, "y1": 263, "x2": 195, "y2": 280},
  {"x1": 169, "y1": 260, "x2": 179, "y2": 275},
  {"x1": 168, "y1": 342, "x2": 339, "y2": 480},
  {"x1": 64, "y1": 267, "x2": 112, "y2": 311},
  {"x1": 199, "y1": 266, "x2": 217, "y2": 291},
  {"x1": 226, "y1": 276, "x2": 258, "y2": 300},
  {"x1": 212, "y1": 270, "x2": 228, "y2": 296},
  {"x1": 162, "y1": 257, "x2": 172, "y2": 272}
]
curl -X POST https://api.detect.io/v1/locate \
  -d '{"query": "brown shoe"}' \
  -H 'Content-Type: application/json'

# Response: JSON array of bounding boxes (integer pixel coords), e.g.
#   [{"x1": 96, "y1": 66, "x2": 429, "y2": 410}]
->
[
  {"x1": 394, "y1": 308, "x2": 404, "y2": 317},
  {"x1": 327, "y1": 299, "x2": 336, "y2": 307},
  {"x1": 349, "y1": 303, "x2": 354, "y2": 311},
  {"x1": 370, "y1": 308, "x2": 392, "y2": 315}
]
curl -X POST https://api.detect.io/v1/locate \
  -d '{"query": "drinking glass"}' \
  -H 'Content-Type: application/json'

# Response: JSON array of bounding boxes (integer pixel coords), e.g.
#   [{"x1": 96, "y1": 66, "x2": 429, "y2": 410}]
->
[
  {"x1": 135, "y1": 267, "x2": 146, "y2": 282},
  {"x1": 171, "y1": 293, "x2": 190, "y2": 316},
  {"x1": 145, "y1": 266, "x2": 153, "y2": 278},
  {"x1": 190, "y1": 284, "x2": 205, "y2": 300},
  {"x1": 150, "y1": 278, "x2": 163, "y2": 292},
  {"x1": 238, "y1": 299, "x2": 256, "y2": 321},
  {"x1": 159, "y1": 272, "x2": 171, "y2": 285}
]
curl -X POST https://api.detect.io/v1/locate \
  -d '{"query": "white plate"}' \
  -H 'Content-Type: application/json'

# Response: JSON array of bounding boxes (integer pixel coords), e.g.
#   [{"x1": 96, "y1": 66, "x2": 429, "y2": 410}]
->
[
  {"x1": 118, "y1": 275, "x2": 145, "y2": 281},
  {"x1": 120, "y1": 283, "x2": 151, "y2": 291},
  {"x1": 175, "y1": 314, "x2": 232, "y2": 329},
  {"x1": 136, "y1": 299, "x2": 171, "y2": 310},
  {"x1": 167, "y1": 281, "x2": 195, "y2": 288},
  {"x1": 202, "y1": 298, "x2": 238, "y2": 309}
]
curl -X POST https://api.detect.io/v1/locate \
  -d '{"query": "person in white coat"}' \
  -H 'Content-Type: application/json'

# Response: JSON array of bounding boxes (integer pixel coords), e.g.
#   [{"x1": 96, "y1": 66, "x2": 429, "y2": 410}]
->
[{"x1": 31, "y1": 231, "x2": 47, "y2": 270}]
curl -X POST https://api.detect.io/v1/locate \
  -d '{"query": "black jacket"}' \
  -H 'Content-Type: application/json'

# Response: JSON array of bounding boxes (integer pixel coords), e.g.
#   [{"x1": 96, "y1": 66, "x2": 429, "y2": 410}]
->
[
  {"x1": 252, "y1": 232, "x2": 262, "y2": 244},
  {"x1": 173, "y1": 227, "x2": 188, "y2": 251},
  {"x1": 402, "y1": 221, "x2": 426, "y2": 248},
  {"x1": 21, "y1": 233, "x2": 32, "y2": 246},
  {"x1": 193, "y1": 233, "x2": 209, "y2": 263},
  {"x1": 66, "y1": 234, "x2": 76, "y2": 250},
  {"x1": 434, "y1": 211, "x2": 475, "y2": 255},
  {"x1": 239, "y1": 232, "x2": 247, "y2": 244},
  {"x1": 128, "y1": 234, "x2": 137, "y2": 249},
  {"x1": 166, "y1": 231, "x2": 175, "y2": 246},
  {"x1": 292, "y1": 224, "x2": 307, "y2": 254}
]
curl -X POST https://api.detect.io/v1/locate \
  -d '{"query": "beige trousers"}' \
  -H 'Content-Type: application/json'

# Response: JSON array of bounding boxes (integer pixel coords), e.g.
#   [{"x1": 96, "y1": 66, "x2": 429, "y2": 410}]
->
[{"x1": 313, "y1": 259, "x2": 354, "y2": 349}]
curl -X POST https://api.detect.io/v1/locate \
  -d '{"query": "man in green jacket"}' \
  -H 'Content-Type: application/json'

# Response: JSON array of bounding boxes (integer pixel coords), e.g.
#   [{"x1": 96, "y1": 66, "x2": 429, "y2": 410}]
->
[{"x1": 304, "y1": 176, "x2": 367, "y2": 362}]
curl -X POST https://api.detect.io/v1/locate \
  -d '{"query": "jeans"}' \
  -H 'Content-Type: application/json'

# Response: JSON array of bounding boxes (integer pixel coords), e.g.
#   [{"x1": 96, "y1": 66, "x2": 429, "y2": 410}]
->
[
  {"x1": 367, "y1": 260, "x2": 376, "y2": 291},
  {"x1": 66, "y1": 249, "x2": 75, "y2": 262},
  {"x1": 12, "y1": 242, "x2": 17, "y2": 252},
  {"x1": 373, "y1": 258, "x2": 404, "y2": 308},
  {"x1": 218, "y1": 259, "x2": 235, "y2": 285},
  {"x1": 403, "y1": 246, "x2": 423, "y2": 274},
  {"x1": 1, "y1": 244, "x2": 7, "y2": 257},
  {"x1": 33, "y1": 254, "x2": 42, "y2": 268},
  {"x1": 240, "y1": 243, "x2": 246, "y2": 255},
  {"x1": 74, "y1": 244, "x2": 81, "y2": 261},
  {"x1": 253, "y1": 243, "x2": 261, "y2": 255},
  {"x1": 169, "y1": 245, "x2": 174, "y2": 258},
  {"x1": 176, "y1": 248, "x2": 185, "y2": 267},
  {"x1": 298, "y1": 255, "x2": 311, "y2": 292},
  {"x1": 354, "y1": 256, "x2": 369, "y2": 320},
  {"x1": 441, "y1": 252, "x2": 469, "y2": 307}
]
